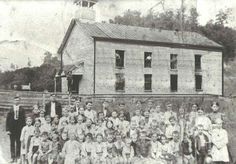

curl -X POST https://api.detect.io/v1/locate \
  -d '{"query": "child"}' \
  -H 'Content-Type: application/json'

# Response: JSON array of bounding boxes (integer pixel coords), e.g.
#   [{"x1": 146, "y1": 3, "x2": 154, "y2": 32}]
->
[
  {"x1": 41, "y1": 115, "x2": 52, "y2": 134},
  {"x1": 20, "y1": 117, "x2": 35, "y2": 164},
  {"x1": 150, "y1": 133, "x2": 162, "y2": 161},
  {"x1": 159, "y1": 135, "x2": 173, "y2": 163},
  {"x1": 58, "y1": 119, "x2": 68, "y2": 134},
  {"x1": 105, "y1": 120, "x2": 116, "y2": 137},
  {"x1": 34, "y1": 118, "x2": 42, "y2": 132},
  {"x1": 81, "y1": 133, "x2": 95, "y2": 163},
  {"x1": 135, "y1": 131, "x2": 151, "y2": 159},
  {"x1": 28, "y1": 129, "x2": 41, "y2": 164},
  {"x1": 76, "y1": 114, "x2": 85, "y2": 136},
  {"x1": 195, "y1": 124, "x2": 211, "y2": 164},
  {"x1": 118, "y1": 112, "x2": 130, "y2": 137},
  {"x1": 94, "y1": 118, "x2": 106, "y2": 137},
  {"x1": 113, "y1": 133, "x2": 125, "y2": 159},
  {"x1": 122, "y1": 138, "x2": 134, "y2": 164},
  {"x1": 58, "y1": 108, "x2": 69, "y2": 129},
  {"x1": 64, "y1": 115, "x2": 77, "y2": 135},
  {"x1": 195, "y1": 108, "x2": 212, "y2": 133},
  {"x1": 164, "y1": 102, "x2": 177, "y2": 125},
  {"x1": 61, "y1": 132, "x2": 81, "y2": 164},
  {"x1": 84, "y1": 118, "x2": 96, "y2": 137},
  {"x1": 38, "y1": 110, "x2": 46, "y2": 126},
  {"x1": 49, "y1": 133, "x2": 61, "y2": 164},
  {"x1": 131, "y1": 108, "x2": 144, "y2": 127},
  {"x1": 165, "y1": 116, "x2": 180, "y2": 140},
  {"x1": 181, "y1": 133, "x2": 194, "y2": 164},
  {"x1": 84, "y1": 101, "x2": 97, "y2": 123},
  {"x1": 93, "y1": 133, "x2": 107, "y2": 162},
  {"x1": 143, "y1": 110, "x2": 151, "y2": 129},
  {"x1": 109, "y1": 110, "x2": 120, "y2": 130},
  {"x1": 37, "y1": 131, "x2": 52, "y2": 164}
]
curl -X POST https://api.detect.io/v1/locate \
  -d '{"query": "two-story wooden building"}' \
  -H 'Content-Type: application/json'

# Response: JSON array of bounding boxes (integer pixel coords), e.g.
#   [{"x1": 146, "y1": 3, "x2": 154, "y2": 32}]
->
[{"x1": 57, "y1": 0, "x2": 223, "y2": 96}]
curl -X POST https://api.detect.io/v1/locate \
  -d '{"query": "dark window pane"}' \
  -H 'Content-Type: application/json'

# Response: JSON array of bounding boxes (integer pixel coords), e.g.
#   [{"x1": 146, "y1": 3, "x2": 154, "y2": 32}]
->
[
  {"x1": 171, "y1": 75, "x2": 178, "y2": 92},
  {"x1": 115, "y1": 50, "x2": 125, "y2": 68},
  {"x1": 144, "y1": 52, "x2": 152, "y2": 68},
  {"x1": 195, "y1": 55, "x2": 201, "y2": 70},
  {"x1": 82, "y1": 1, "x2": 89, "y2": 7},
  {"x1": 144, "y1": 74, "x2": 152, "y2": 91},
  {"x1": 89, "y1": 2, "x2": 95, "y2": 7},
  {"x1": 115, "y1": 73, "x2": 125, "y2": 91},
  {"x1": 170, "y1": 54, "x2": 178, "y2": 69},
  {"x1": 195, "y1": 75, "x2": 202, "y2": 91}
]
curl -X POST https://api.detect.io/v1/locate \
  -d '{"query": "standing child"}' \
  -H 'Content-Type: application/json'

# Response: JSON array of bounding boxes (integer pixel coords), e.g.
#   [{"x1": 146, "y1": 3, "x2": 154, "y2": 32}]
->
[
  {"x1": 48, "y1": 133, "x2": 61, "y2": 164},
  {"x1": 38, "y1": 110, "x2": 46, "y2": 127},
  {"x1": 61, "y1": 132, "x2": 81, "y2": 164},
  {"x1": 64, "y1": 115, "x2": 77, "y2": 135},
  {"x1": 81, "y1": 133, "x2": 95, "y2": 163},
  {"x1": 109, "y1": 110, "x2": 120, "y2": 130},
  {"x1": 41, "y1": 115, "x2": 52, "y2": 134},
  {"x1": 195, "y1": 124, "x2": 211, "y2": 164},
  {"x1": 37, "y1": 131, "x2": 52, "y2": 164},
  {"x1": 122, "y1": 138, "x2": 134, "y2": 164},
  {"x1": 20, "y1": 117, "x2": 35, "y2": 164},
  {"x1": 93, "y1": 133, "x2": 107, "y2": 163},
  {"x1": 131, "y1": 108, "x2": 144, "y2": 128},
  {"x1": 118, "y1": 112, "x2": 130, "y2": 137},
  {"x1": 28, "y1": 129, "x2": 41, "y2": 164}
]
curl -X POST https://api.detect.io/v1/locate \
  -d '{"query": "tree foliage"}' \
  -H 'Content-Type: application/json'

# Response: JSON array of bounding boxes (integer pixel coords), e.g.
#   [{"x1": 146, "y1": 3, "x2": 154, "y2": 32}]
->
[
  {"x1": 0, "y1": 52, "x2": 61, "y2": 91},
  {"x1": 109, "y1": 8, "x2": 236, "y2": 61}
]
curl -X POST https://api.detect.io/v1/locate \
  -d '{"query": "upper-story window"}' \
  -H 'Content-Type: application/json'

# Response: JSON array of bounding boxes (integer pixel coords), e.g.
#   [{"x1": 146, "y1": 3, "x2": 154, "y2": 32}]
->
[
  {"x1": 170, "y1": 54, "x2": 178, "y2": 70},
  {"x1": 195, "y1": 55, "x2": 202, "y2": 71},
  {"x1": 144, "y1": 52, "x2": 152, "y2": 68},
  {"x1": 115, "y1": 50, "x2": 125, "y2": 68}
]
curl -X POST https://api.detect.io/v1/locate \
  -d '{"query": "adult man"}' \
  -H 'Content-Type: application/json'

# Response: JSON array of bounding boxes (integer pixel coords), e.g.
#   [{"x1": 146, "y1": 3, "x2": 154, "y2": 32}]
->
[
  {"x1": 6, "y1": 95, "x2": 26, "y2": 163},
  {"x1": 45, "y1": 94, "x2": 62, "y2": 118}
]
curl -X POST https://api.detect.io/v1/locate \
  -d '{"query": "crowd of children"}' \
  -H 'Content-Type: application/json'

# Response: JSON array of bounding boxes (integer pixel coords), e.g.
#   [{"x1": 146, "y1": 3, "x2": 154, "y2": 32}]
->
[{"x1": 20, "y1": 99, "x2": 231, "y2": 164}]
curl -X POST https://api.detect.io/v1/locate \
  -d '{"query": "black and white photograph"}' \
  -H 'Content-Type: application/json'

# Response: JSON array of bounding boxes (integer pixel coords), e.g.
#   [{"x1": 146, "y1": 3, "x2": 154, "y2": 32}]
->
[{"x1": 0, "y1": 0, "x2": 236, "y2": 163}]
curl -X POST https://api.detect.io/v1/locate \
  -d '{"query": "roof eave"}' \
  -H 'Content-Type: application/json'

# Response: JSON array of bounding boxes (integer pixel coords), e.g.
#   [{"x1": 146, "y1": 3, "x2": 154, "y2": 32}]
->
[
  {"x1": 92, "y1": 36, "x2": 224, "y2": 52},
  {"x1": 57, "y1": 19, "x2": 77, "y2": 54}
]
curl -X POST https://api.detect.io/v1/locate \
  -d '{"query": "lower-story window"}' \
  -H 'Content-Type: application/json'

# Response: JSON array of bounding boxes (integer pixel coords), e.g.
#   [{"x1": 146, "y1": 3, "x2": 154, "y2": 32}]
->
[
  {"x1": 195, "y1": 74, "x2": 202, "y2": 91},
  {"x1": 170, "y1": 74, "x2": 178, "y2": 92},
  {"x1": 115, "y1": 73, "x2": 125, "y2": 91},
  {"x1": 144, "y1": 74, "x2": 152, "y2": 91}
]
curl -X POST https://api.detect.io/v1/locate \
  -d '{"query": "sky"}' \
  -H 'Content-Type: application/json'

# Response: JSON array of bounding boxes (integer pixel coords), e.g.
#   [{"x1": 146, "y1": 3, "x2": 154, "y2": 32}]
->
[{"x1": 0, "y1": 0, "x2": 235, "y2": 71}]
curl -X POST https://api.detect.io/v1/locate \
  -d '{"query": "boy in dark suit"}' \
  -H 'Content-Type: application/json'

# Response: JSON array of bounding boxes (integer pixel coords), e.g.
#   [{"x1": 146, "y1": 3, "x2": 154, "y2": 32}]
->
[{"x1": 6, "y1": 95, "x2": 26, "y2": 163}]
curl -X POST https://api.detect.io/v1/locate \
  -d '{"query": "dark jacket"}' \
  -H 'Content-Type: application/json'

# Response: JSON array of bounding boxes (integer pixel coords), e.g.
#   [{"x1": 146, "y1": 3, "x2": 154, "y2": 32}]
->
[
  {"x1": 6, "y1": 105, "x2": 26, "y2": 135},
  {"x1": 45, "y1": 101, "x2": 62, "y2": 118}
]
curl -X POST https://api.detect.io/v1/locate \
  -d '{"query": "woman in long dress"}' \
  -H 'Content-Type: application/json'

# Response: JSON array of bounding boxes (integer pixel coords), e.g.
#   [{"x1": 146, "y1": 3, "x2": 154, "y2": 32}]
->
[{"x1": 211, "y1": 118, "x2": 230, "y2": 163}]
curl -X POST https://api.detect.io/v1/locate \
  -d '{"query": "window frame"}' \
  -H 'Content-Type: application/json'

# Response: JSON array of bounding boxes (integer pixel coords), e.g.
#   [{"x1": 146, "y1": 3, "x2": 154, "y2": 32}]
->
[
  {"x1": 170, "y1": 74, "x2": 178, "y2": 92},
  {"x1": 195, "y1": 74, "x2": 203, "y2": 92},
  {"x1": 170, "y1": 54, "x2": 178, "y2": 70},
  {"x1": 144, "y1": 52, "x2": 152, "y2": 68},
  {"x1": 144, "y1": 74, "x2": 152, "y2": 91},
  {"x1": 195, "y1": 54, "x2": 202, "y2": 71},
  {"x1": 115, "y1": 50, "x2": 125, "y2": 69},
  {"x1": 115, "y1": 73, "x2": 125, "y2": 92}
]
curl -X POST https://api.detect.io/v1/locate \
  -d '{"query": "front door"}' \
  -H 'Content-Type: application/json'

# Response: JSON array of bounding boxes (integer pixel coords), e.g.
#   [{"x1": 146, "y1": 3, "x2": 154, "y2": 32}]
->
[{"x1": 71, "y1": 75, "x2": 82, "y2": 94}]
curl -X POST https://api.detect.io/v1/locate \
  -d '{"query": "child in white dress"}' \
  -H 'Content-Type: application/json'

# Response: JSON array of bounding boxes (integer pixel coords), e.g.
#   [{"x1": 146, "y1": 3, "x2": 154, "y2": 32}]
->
[
  {"x1": 20, "y1": 117, "x2": 35, "y2": 164},
  {"x1": 61, "y1": 132, "x2": 81, "y2": 164}
]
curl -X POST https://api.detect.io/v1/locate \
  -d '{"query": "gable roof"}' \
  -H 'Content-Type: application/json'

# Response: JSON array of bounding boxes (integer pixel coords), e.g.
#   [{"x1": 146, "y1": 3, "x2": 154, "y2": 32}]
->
[{"x1": 58, "y1": 19, "x2": 223, "y2": 54}]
